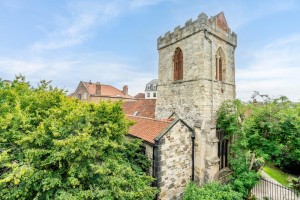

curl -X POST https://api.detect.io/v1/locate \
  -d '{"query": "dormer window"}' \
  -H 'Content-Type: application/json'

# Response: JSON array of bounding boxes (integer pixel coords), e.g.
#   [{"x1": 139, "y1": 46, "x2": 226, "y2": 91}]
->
[
  {"x1": 173, "y1": 47, "x2": 183, "y2": 81},
  {"x1": 153, "y1": 84, "x2": 157, "y2": 90},
  {"x1": 147, "y1": 84, "x2": 151, "y2": 90}
]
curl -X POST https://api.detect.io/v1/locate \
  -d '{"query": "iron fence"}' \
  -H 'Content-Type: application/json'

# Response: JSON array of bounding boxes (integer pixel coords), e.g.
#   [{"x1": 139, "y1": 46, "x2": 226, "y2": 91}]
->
[{"x1": 250, "y1": 177, "x2": 299, "y2": 200}]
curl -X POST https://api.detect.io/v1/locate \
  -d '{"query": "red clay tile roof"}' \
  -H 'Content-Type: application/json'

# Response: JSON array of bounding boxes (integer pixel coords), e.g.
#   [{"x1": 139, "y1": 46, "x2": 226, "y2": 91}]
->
[
  {"x1": 83, "y1": 82, "x2": 132, "y2": 98},
  {"x1": 127, "y1": 115, "x2": 171, "y2": 144},
  {"x1": 122, "y1": 99, "x2": 156, "y2": 118},
  {"x1": 134, "y1": 93, "x2": 145, "y2": 99}
]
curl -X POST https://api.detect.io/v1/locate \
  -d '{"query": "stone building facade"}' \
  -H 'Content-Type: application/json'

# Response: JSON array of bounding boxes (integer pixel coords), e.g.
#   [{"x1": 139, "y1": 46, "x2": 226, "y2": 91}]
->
[
  {"x1": 126, "y1": 116, "x2": 194, "y2": 200},
  {"x1": 122, "y1": 11, "x2": 237, "y2": 200},
  {"x1": 71, "y1": 81, "x2": 134, "y2": 102},
  {"x1": 154, "y1": 12, "x2": 237, "y2": 198},
  {"x1": 156, "y1": 12, "x2": 236, "y2": 124}
]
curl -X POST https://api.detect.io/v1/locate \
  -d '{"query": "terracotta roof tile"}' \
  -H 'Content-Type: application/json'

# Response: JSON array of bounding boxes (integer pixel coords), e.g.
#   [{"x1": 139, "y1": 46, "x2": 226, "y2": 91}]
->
[
  {"x1": 127, "y1": 115, "x2": 171, "y2": 144},
  {"x1": 134, "y1": 93, "x2": 145, "y2": 99},
  {"x1": 122, "y1": 99, "x2": 156, "y2": 118},
  {"x1": 83, "y1": 82, "x2": 132, "y2": 98}
]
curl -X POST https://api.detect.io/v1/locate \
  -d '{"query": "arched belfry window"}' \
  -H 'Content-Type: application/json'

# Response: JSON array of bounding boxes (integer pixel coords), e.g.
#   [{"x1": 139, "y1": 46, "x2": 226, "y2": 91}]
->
[
  {"x1": 215, "y1": 48, "x2": 225, "y2": 81},
  {"x1": 173, "y1": 47, "x2": 183, "y2": 81}
]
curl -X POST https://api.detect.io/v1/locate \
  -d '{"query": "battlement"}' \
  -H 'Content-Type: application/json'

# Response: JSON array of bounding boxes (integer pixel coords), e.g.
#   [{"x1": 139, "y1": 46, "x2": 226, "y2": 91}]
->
[{"x1": 157, "y1": 12, "x2": 237, "y2": 49}]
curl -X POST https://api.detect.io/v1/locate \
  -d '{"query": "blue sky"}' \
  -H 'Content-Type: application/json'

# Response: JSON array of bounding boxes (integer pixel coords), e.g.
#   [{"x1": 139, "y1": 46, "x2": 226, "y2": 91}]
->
[{"x1": 0, "y1": 0, "x2": 299, "y2": 101}]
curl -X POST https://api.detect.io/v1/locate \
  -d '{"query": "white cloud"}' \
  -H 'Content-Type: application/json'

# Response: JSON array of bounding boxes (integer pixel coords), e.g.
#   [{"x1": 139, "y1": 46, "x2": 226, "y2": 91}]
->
[
  {"x1": 236, "y1": 34, "x2": 300, "y2": 102},
  {"x1": 1, "y1": 0, "x2": 169, "y2": 94},
  {"x1": 30, "y1": 0, "x2": 171, "y2": 52},
  {"x1": 0, "y1": 51, "x2": 156, "y2": 95},
  {"x1": 31, "y1": 1, "x2": 121, "y2": 51}
]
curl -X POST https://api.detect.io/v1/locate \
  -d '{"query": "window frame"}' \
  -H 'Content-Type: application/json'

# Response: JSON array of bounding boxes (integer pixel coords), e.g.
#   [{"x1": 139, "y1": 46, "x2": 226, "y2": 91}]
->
[{"x1": 173, "y1": 47, "x2": 183, "y2": 81}]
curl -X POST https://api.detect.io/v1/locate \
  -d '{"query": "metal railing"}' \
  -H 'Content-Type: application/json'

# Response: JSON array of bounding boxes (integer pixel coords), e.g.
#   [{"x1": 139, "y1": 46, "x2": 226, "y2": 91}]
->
[{"x1": 250, "y1": 177, "x2": 299, "y2": 200}]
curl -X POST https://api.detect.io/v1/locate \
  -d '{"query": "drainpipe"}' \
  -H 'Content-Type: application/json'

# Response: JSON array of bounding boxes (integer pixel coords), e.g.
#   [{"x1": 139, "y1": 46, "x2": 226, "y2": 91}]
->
[
  {"x1": 191, "y1": 132, "x2": 195, "y2": 181},
  {"x1": 204, "y1": 29, "x2": 214, "y2": 121},
  {"x1": 152, "y1": 145, "x2": 155, "y2": 179}
]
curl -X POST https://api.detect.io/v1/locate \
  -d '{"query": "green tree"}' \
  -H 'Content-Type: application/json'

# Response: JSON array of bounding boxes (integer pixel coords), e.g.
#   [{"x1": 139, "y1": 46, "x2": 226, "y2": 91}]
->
[
  {"x1": 242, "y1": 97, "x2": 300, "y2": 173},
  {"x1": 217, "y1": 100, "x2": 260, "y2": 198},
  {"x1": 0, "y1": 77, "x2": 157, "y2": 200},
  {"x1": 216, "y1": 97, "x2": 300, "y2": 197}
]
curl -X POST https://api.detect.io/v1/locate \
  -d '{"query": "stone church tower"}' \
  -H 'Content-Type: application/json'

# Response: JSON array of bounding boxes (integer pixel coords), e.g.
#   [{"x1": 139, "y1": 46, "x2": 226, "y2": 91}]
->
[{"x1": 155, "y1": 12, "x2": 237, "y2": 185}]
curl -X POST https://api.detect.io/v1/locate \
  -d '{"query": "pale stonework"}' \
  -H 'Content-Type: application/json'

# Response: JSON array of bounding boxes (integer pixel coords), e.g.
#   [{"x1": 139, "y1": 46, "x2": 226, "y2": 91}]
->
[
  {"x1": 154, "y1": 12, "x2": 237, "y2": 199},
  {"x1": 156, "y1": 12, "x2": 236, "y2": 125},
  {"x1": 154, "y1": 120, "x2": 193, "y2": 200}
]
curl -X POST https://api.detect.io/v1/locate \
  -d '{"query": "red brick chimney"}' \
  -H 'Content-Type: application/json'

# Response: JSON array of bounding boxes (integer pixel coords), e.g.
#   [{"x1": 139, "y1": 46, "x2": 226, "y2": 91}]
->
[
  {"x1": 122, "y1": 85, "x2": 128, "y2": 96},
  {"x1": 96, "y1": 82, "x2": 101, "y2": 95}
]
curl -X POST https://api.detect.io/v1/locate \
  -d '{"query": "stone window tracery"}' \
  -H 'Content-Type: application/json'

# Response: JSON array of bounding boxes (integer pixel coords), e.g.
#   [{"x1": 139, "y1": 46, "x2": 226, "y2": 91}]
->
[{"x1": 173, "y1": 47, "x2": 183, "y2": 81}]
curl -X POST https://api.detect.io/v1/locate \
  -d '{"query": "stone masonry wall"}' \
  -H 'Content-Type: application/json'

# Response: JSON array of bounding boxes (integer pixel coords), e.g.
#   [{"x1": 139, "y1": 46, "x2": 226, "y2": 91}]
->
[
  {"x1": 144, "y1": 143, "x2": 154, "y2": 176},
  {"x1": 156, "y1": 121, "x2": 193, "y2": 200},
  {"x1": 89, "y1": 96, "x2": 136, "y2": 103},
  {"x1": 156, "y1": 13, "x2": 236, "y2": 126},
  {"x1": 193, "y1": 120, "x2": 220, "y2": 185},
  {"x1": 72, "y1": 82, "x2": 90, "y2": 101}
]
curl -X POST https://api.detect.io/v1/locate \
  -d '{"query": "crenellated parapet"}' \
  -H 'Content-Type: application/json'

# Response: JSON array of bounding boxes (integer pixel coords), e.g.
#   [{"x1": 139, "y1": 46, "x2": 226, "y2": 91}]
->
[{"x1": 157, "y1": 12, "x2": 237, "y2": 50}]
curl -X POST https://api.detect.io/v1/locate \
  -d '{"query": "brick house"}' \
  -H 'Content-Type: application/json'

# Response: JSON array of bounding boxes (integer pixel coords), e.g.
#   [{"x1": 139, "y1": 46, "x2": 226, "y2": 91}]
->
[{"x1": 71, "y1": 81, "x2": 134, "y2": 102}]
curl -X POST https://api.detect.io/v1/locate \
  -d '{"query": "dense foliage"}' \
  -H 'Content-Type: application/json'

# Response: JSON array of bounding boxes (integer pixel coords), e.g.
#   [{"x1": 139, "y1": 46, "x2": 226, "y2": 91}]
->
[
  {"x1": 216, "y1": 97, "x2": 300, "y2": 197},
  {"x1": 183, "y1": 182, "x2": 243, "y2": 200},
  {"x1": 0, "y1": 77, "x2": 157, "y2": 199},
  {"x1": 217, "y1": 100, "x2": 260, "y2": 198}
]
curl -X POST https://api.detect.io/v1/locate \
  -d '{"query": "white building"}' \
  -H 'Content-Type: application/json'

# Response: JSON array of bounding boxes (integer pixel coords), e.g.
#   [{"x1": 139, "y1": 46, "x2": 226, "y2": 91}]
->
[{"x1": 145, "y1": 79, "x2": 158, "y2": 99}]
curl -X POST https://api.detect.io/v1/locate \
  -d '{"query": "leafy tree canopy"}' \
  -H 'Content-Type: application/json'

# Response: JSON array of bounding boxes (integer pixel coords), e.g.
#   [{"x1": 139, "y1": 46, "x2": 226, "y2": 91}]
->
[
  {"x1": 0, "y1": 76, "x2": 157, "y2": 200},
  {"x1": 216, "y1": 97, "x2": 300, "y2": 197}
]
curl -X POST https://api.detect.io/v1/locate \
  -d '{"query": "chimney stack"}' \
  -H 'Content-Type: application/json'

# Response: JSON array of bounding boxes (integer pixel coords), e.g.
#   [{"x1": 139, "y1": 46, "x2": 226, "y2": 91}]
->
[
  {"x1": 96, "y1": 82, "x2": 101, "y2": 95},
  {"x1": 122, "y1": 85, "x2": 128, "y2": 96}
]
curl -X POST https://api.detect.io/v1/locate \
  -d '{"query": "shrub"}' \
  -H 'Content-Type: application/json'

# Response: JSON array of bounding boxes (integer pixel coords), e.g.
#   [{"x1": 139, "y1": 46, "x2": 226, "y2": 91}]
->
[{"x1": 183, "y1": 182, "x2": 243, "y2": 200}]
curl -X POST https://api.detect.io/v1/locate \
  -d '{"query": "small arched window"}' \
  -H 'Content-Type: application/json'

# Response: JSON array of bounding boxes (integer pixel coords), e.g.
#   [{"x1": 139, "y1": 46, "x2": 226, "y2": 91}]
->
[
  {"x1": 173, "y1": 47, "x2": 183, "y2": 81},
  {"x1": 215, "y1": 48, "x2": 225, "y2": 81}
]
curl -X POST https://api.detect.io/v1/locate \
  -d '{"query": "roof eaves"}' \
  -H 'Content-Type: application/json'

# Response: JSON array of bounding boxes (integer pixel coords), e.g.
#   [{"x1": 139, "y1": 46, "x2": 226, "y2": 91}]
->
[
  {"x1": 90, "y1": 95, "x2": 135, "y2": 99},
  {"x1": 126, "y1": 134, "x2": 154, "y2": 146}
]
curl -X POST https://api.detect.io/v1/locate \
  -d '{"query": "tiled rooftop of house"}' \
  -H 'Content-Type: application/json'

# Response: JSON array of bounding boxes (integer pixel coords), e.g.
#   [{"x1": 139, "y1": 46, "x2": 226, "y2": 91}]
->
[
  {"x1": 127, "y1": 115, "x2": 171, "y2": 144},
  {"x1": 134, "y1": 93, "x2": 145, "y2": 99},
  {"x1": 83, "y1": 82, "x2": 132, "y2": 98},
  {"x1": 122, "y1": 99, "x2": 156, "y2": 118}
]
